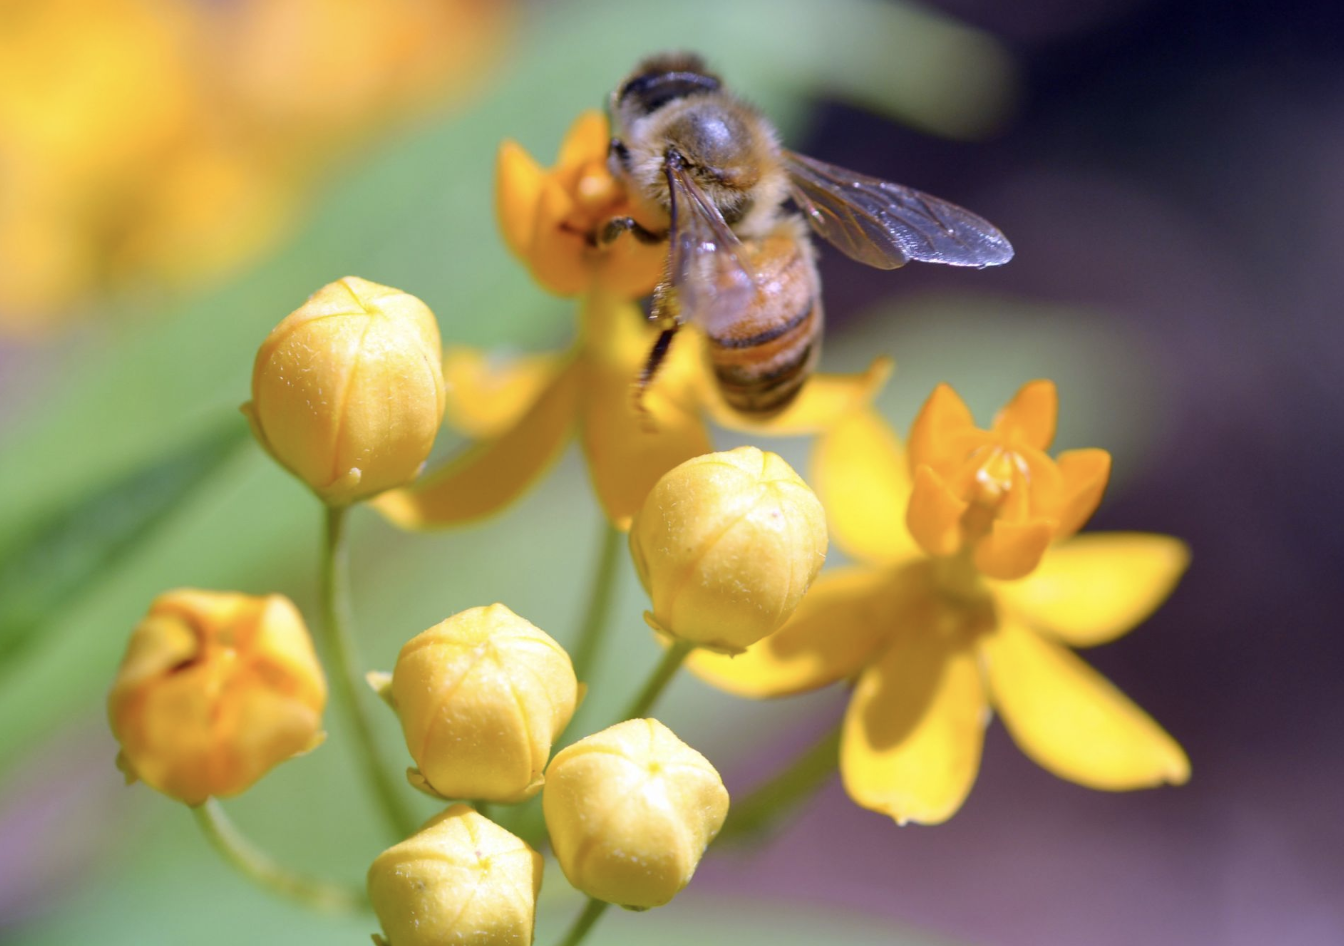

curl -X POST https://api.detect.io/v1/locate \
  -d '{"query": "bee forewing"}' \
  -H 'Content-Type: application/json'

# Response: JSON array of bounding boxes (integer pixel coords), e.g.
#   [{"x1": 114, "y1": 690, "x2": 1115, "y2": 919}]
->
[
  {"x1": 666, "y1": 161, "x2": 757, "y2": 333},
  {"x1": 784, "y1": 150, "x2": 1014, "y2": 269}
]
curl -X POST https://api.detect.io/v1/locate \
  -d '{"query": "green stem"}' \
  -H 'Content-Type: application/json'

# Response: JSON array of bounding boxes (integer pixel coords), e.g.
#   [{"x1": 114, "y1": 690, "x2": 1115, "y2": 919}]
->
[
  {"x1": 569, "y1": 521, "x2": 624, "y2": 685},
  {"x1": 555, "y1": 898, "x2": 610, "y2": 946},
  {"x1": 320, "y1": 504, "x2": 419, "y2": 839},
  {"x1": 192, "y1": 799, "x2": 367, "y2": 912},
  {"x1": 720, "y1": 725, "x2": 841, "y2": 842},
  {"x1": 620, "y1": 640, "x2": 693, "y2": 722}
]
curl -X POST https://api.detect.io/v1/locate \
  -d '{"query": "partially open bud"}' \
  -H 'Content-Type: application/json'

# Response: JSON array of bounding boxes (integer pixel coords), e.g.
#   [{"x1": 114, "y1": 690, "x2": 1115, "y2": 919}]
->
[
  {"x1": 390, "y1": 604, "x2": 578, "y2": 804},
  {"x1": 243, "y1": 276, "x2": 446, "y2": 505},
  {"x1": 107, "y1": 589, "x2": 326, "y2": 805},
  {"x1": 543, "y1": 718, "x2": 729, "y2": 910},
  {"x1": 628, "y1": 446, "x2": 828, "y2": 653},
  {"x1": 368, "y1": 804, "x2": 543, "y2": 946}
]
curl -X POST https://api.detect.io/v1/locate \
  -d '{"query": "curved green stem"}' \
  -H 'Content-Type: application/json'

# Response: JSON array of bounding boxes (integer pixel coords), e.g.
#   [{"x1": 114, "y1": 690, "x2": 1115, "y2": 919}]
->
[
  {"x1": 569, "y1": 521, "x2": 624, "y2": 685},
  {"x1": 554, "y1": 898, "x2": 610, "y2": 946},
  {"x1": 320, "y1": 504, "x2": 419, "y2": 839},
  {"x1": 193, "y1": 799, "x2": 367, "y2": 912},
  {"x1": 720, "y1": 725, "x2": 841, "y2": 842},
  {"x1": 620, "y1": 640, "x2": 693, "y2": 722}
]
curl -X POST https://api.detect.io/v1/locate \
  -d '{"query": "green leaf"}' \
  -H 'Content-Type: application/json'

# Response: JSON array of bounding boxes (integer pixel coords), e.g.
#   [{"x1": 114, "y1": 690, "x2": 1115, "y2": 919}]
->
[{"x1": 0, "y1": 419, "x2": 249, "y2": 666}]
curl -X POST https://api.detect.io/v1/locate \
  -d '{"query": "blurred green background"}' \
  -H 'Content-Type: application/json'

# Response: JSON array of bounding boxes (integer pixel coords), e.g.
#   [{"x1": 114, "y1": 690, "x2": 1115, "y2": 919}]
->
[{"x1": 3, "y1": 0, "x2": 1341, "y2": 944}]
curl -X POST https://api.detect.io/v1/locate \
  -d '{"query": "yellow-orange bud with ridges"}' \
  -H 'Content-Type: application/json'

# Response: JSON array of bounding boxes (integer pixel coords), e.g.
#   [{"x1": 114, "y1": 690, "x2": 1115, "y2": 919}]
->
[
  {"x1": 390, "y1": 604, "x2": 578, "y2": 804},
  {"x1": 243, "y1": 276, "x2": 446, "y2": 505},
  {"x1": 107, "y1": 589, "x2": 326, "y2": 805},
  {"x1": 543, "y1": 718, "x2": 728, "y2": 909},
  {"x1": 628, "y1": 446, "x2": 828, "y2": 653},
  {"x1": 368, "y1": 804, "x2": 543, "y2": 946}
]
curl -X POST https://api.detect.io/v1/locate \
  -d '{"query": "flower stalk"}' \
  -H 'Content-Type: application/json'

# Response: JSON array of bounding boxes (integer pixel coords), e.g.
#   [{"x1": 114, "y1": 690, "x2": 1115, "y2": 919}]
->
[
  {"x1": 320, "y1": 505, "x2": 419, "y2": 839},
  {"x1": 569, "y1": 520, "x2": 624, "y2": 685},
  {"x1": 192, "y1": 799, "x2": 366, "y2": 912},
  {"x1": 621, "y1": 639, "x2": 693, "y2": 721},
  {"x1": 721, "y1": 726, "x2": 841, "y2": 842},
  {"x1": 555, "y1": 898, "x2": 610, "y2": 946}
]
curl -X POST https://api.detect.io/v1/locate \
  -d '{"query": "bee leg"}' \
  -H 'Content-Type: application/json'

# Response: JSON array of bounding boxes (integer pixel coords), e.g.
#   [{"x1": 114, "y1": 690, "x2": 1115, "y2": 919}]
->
[
  {"x1": 597, "y1": 216, "x2": 663, "y2": 247},
  {"x1": 633, "y1": 326, "x2": 679, "y2": 432}
]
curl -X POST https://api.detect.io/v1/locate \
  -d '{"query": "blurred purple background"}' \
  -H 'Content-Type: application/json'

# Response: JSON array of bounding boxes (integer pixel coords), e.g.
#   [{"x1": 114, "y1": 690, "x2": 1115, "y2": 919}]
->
[{"x1": 703, "y1": 2, "x2": 1344, "y2": 943}]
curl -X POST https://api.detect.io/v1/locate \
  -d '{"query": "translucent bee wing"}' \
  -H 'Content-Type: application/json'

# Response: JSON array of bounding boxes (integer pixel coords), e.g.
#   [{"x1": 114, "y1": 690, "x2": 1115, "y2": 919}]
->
[
  {"x1": 784, "y1": 150, "x2": 1014, "y2": 269},
  {"x1": 664, "y1": 159, "x2": 757, "y2": 333}
]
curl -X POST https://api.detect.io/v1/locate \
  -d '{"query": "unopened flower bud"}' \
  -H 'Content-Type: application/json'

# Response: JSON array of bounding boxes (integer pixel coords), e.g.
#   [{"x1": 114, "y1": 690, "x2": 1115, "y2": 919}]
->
[
  {"x1": 391, "y1": 604, "x2": 578, "y2": 804},
  {"x1": 368, "y1": 804, "x2": 542, "y2": 946},
  {"x1": 628, "y1": 446, "x2": 828, "y2": 653},
  {"x1": 543, "y1": 718, "x2": 729, "y2": 909},
  {"x1": 243, "y1": 276, "x2": 446, "y2": 505},
  {"x1": 107, "y1": 589, "x2": 326, "y2": 805}
]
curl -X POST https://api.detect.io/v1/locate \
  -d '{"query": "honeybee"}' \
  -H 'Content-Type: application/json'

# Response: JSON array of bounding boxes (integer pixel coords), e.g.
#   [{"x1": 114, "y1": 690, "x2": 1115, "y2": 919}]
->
[{"x1": 599, "y1": 52, "x2": 1014, "y2": 414}]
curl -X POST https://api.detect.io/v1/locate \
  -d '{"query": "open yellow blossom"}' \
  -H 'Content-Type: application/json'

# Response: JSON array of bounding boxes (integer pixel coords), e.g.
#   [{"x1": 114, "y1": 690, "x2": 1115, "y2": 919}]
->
[
  {"x1": 368, "y1": 804, "x2": 543, "y2": 946},
  {"x1": 691, "y1": 399, "x2": 1190, "y2": 825},
  {"x1": 629, "y1": 447, "x2": 828, "y2": 653},
  {"x1": 386, "y1": 604, "x2": 579, "y2": 804},
  {"x1": 108, "y1": 589, "x2": 327, "y2": 806},
  {"x1": 543, "y1": 718, "x2": 728, "y2": 909},
  {"x1": 374, "y1": 111, "x2": 891, "y2": 530},
  {"x1": 907, "y1": 379, "x2": 1112, "y2": 580}
]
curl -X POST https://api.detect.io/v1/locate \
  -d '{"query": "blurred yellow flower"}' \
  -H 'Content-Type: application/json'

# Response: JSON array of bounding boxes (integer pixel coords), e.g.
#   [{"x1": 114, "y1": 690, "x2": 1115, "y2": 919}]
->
[
  {"x1": 692, "y1": 405, "x2": 1190, "y2": 825},
  {"x1": 108, "y1": 589, "x2": 326, "y2": 806},
  {"x1": 0, "y1": 0, "x2": 510, "y2": 335},
  {"x1": 388, "y1": 604, "x2": 579, "y2": 804},
  {"x1": 243, "y1": 276, "x2": 446, "y2": 506},
  {"x1": 543, "y1": 718, "x2": 728, "y2": 910},
  {"x1": 368, "y1": 804, "x2": 543, "y2": 946},
  {"x1": 629, "y1": 447, "x2": 828, "y2": 653}
]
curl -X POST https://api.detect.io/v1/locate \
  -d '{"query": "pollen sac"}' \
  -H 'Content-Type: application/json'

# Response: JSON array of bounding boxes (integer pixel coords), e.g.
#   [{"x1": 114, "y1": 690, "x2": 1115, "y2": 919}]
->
[
  {"x1": 628, "y1": 446, "x2": 828, "y2": 653},
  {"x1": 390, "y1": 604, "x2": 579, "y2": 804},
  {"x1": 243, "y1": 276, "x2": 446, "y2": 506},
  {"x1": 107, "y1": 589, "x2": 327, "y2": 806},
  {"x1": 543, "y1": 718, "x2": 729, "y2": 910},
  {"x1": 368, "y1": 804, "x2": 543, "y2": 946},
  {"x1": 905, "y1": 380, "x2": 1113, "y2": 580}
]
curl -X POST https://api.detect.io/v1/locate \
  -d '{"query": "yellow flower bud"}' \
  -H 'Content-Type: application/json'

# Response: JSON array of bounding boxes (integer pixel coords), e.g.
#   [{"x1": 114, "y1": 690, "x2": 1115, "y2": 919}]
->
[
  {"x1": 391, "y1": 604, "x2": 578, "y2": 804},
  {"x1": 107, "y1": 589, "x2": 326, "y2": 805},
  {"x1": 543, "y1": 718, "x2": 729, "y2": 910},
  {"x1": 243, "y1": 276, "x2": 446, "y2": 505},
  {"x1": 628, "y1": 446, "x2": 828, "y2": 653},
  {"x1": 368, "y1": 804, "x2": 543, "y2": 946}
]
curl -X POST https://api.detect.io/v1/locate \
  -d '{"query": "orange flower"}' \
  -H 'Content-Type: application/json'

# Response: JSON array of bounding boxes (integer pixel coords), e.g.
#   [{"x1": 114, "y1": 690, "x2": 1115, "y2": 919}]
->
[
  {"x1": 691, "y1": 399, "x2": 1189, "y2": 825},
  {"x1": 906, "y1": 380, "x2": 1112, "y2": 579}
]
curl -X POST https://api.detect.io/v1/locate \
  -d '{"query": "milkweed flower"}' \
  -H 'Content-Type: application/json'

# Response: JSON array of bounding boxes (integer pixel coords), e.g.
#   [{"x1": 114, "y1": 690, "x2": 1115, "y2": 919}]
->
[
  {"x1": 373, "y1": 110, "x2": 891, "y2": 531},
  {"x1": 368, "y1": 804, "x2": 543, "y2": 946},
  {"x1": 543, "y1": 718, "x2": 729, "y2": 909},
  {"x1": 108, "y1": 589, "x2": 326, "y2": 805},
  {"x1": 629, "y1": 447, "x2": 828, "y2": 653},
  {"x1": 691, "y1": 384, "x2": 1190, "y2": 825},
  {"x1": 386, "y1": 604, "x2": 579, "y2": 804},
  {"x1": 243, "y1": 276, "x2": 446, "y2": 506}
]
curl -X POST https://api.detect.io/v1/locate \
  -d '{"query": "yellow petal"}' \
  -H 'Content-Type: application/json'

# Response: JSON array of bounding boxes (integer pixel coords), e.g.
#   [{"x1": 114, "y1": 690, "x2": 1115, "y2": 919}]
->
[
  {"x1": 687, "y1": 567, "x2": 897, "y2": 698},
  {"x1": 811, "y1": 409, "x2": 919, "y2": 566},
  {"x1": 527, "y1": 176, "x2": 590, "y2": 296},
  {"x1": 373, "y1": 360, "x2": 581, "y2": 528},
  {"x1": 907, "y1": 383, "x2": 975, "y2": 473},
  {"x1": 906, "y1": 465, "x2": 967, "y2": 558},
  {"x1": 972, "y1": 517, "x2": 1056, "y2": 580},
  {"x1": 556, "y1": 109, "x2": 610, "y2": 171},
  {"x1": 578, "y1": 296, "x2": 711, "y2": 529},
  {"x1": 704, "y1": 357, "x2": 894, "y2": 436},
  {"x1": 983, "y1": 618, "x2": 1190, "y2": 789},
  {"x1": 993, "y1": 533, "x2": 1190, "y2": 647},
  {"x1": 495, "y1": 140, "x2": 544, "y2": 259},
  {"x1": 1051, "y1": 448, "x2": 1112, "y2": 539},
  {"x1": 441, "y1": 347, "x2": 566, "y2": 440},
  {"x1": 841, "y1": 622, "x2": 988, "y2": 826},
  {"x1": 992, "y1": 379, "x2": 1058, "y2": 450}
]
